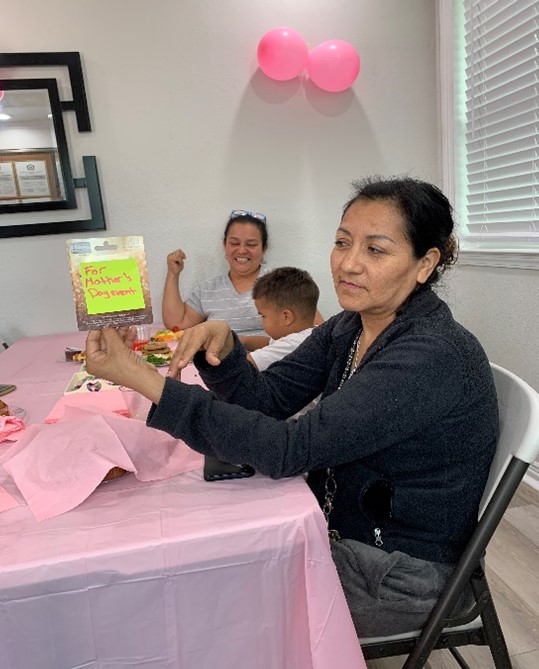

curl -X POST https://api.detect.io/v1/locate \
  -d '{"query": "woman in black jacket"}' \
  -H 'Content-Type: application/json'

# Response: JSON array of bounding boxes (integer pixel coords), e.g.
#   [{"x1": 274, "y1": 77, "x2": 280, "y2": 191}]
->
[{"x1": 86, "y1": 177, "x2": 498, "y2": 636}]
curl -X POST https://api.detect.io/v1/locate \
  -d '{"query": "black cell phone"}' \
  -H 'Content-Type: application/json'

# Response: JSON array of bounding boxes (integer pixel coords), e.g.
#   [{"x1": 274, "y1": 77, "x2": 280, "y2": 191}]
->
[
  {"x1": 0, "y1": 384, "x2": 16, "y2": 397},
  {"x1": 203, "y1": 455, "x2": 255, "y2": 482}
]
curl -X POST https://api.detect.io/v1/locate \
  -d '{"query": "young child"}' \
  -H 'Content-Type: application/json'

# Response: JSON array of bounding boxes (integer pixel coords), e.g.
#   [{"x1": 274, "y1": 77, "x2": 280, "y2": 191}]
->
[{"x1": 248, "y1": 266, "x2": 319, "y2": 372}]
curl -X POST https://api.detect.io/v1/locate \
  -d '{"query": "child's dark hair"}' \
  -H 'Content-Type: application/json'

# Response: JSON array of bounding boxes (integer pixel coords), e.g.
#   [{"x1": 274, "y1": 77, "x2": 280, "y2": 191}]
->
[{"x1": 252, "y1": 267, "x2": 319, "y2": 320}]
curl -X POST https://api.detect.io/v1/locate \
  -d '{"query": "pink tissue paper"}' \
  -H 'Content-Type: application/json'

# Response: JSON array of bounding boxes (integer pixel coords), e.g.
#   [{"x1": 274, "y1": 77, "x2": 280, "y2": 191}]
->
[
  {"x1": 0, "y1": 484, "x2": 19, "y2": 513},
  {"x1": 0, "y1": 415, "x2": 26, "y2": 443},
  {"x1": 1, "y1": 406, "x2": 204, "y2": 521},
  {"x1": 44, "y1": 387, "x2": 129, "y2": 423}
]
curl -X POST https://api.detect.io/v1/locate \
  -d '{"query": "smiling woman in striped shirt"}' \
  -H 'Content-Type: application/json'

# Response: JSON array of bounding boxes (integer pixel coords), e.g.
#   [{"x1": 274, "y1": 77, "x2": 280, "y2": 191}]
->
[{"x1": 162, "y1": 210, "x2": 272, "y2": 351}]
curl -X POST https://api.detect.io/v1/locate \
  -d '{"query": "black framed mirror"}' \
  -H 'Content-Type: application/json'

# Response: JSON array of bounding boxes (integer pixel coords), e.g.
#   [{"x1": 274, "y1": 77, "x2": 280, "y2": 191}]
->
[
  {"x1": 0, "y1": 52, "x2": 106, "y2": 238},
  {"x1": 0, "y1": 78, "x2": 76, "y2": 213}
]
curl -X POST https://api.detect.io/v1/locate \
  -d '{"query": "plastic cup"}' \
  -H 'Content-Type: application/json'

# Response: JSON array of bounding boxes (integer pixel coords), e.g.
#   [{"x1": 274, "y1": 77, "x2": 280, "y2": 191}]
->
[
  {"x1": 133, "y1": 325, "x2": 152, "y2": 350},
  {"x1": 119, "y1": 386, "x2": 152, "y2": 420},
  {"x1": 136, "y1": 325, "x2": 151, "y2": 341},
  {"x1": 133, "y1": 325, "x2": 152, "y2": 351}
]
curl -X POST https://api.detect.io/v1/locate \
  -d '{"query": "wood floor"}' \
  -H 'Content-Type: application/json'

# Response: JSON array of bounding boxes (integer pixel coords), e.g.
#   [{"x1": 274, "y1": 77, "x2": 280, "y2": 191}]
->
[{"x1": 366, "y1": 481, "x2": 539, "y2": 669}]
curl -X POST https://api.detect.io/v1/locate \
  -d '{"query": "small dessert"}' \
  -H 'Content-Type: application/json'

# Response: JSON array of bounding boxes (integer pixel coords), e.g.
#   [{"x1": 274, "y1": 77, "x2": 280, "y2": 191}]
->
[
  {"x1": 65, "y1": 347, "x2": 86, "y2": 363},
  {"x1": 0, "y1": 399, "x2": 9, "y2": 416}
]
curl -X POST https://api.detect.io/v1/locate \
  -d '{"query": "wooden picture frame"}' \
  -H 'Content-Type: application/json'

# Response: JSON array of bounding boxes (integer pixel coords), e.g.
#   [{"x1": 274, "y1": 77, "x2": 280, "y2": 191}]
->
[{"x1": 0, "y1": 149, "x2": 63, "y2": 203}]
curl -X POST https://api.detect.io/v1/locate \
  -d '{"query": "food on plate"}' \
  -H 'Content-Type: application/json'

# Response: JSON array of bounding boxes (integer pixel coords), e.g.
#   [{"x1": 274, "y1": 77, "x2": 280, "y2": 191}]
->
[
  {"x1": 152, "y1": 329, "x2": 175, "y2": 342},
  {"x1": 132, "y1": 329, "x2": 184, "y2": 350},
  {"x1": 65, "y1": 373, "x2": 119, "y2": 394},
  {"x1": 144, "y1": 354, "x2": 171, "y2": 367},
  {"x1": 0, "y1": 399, "x2": 9, "y2": 416},
  {"x1": 141, "y1": 341, "x2": 172, "y2": 354},
  {"x1": 139, "y1": 340, "x2": 173, "y2": 366},
  {"x1": 153, "y1": 328, "x2": 184, "y2": 342},
  {"x1": 65, "y1": 347, "x2": 86, "y2": 362}
]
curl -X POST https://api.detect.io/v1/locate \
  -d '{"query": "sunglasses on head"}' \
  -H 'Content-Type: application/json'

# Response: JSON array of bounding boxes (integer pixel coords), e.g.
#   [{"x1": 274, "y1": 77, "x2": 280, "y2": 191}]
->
[{"x1": 229, "y1": 209, "x2": 266, "y2": 223}]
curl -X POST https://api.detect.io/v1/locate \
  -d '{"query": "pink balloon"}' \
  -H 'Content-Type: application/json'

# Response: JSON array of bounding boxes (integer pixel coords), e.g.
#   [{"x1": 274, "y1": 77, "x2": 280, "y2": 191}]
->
[
  {"x1": 307, "y1": 40, "x2": 360, "y2": 93},
  {"x1": 0, "y1": 91, "x2": 4, "y2": 102},
  {"x1": 257, "y1": 27, "x2": 309, "y2": 81}
]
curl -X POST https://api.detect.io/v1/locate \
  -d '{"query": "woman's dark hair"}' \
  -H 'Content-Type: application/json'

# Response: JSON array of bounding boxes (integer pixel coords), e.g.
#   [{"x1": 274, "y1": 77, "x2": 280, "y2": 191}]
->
[
  {"x1": 342, "y1": 176, "x2": 458, "y2": 287},
  {"x1": 223, "y1": 212, "x2": 268, "y2": 249}
]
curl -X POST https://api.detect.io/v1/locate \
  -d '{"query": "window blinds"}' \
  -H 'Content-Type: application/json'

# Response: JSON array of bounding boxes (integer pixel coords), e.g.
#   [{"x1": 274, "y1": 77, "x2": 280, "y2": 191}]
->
[{"x1": 463, "y1": 0, "x2": 538, "y2": 246}]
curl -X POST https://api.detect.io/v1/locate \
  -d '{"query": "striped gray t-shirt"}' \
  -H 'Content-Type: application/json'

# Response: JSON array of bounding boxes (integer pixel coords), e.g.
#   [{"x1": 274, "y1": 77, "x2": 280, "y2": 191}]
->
[{"x1": 185, "y1": 267, "x2": 271, "y2": 336}]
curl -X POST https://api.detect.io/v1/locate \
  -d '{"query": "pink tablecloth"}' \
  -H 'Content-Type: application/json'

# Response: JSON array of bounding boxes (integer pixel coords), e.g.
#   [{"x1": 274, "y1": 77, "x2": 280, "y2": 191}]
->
[{"x1": 0, "y1": 331, "x2": 365, "y2": 669}]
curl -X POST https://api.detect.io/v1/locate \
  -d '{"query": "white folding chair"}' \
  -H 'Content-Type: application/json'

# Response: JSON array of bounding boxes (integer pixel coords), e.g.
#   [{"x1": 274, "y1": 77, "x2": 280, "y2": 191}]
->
[{"x1": 360, "y1": 363, "x2": 539, "y2": 669}]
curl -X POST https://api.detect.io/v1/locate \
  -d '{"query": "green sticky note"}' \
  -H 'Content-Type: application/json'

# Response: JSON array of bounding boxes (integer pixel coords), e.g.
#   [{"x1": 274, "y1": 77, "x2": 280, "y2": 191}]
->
[{"x1": 80, "y1": 259, "x2": 145, "y2": 314}]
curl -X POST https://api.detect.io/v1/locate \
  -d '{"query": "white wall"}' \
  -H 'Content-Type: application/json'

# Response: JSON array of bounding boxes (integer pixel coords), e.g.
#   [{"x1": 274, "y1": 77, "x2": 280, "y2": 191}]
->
[
  {"x1": 0, "y1": 0, "x2": 439, "y2": 341},
  {"x1": 443, "y1": 266, "x2": 539, "y2": 486},
  {"x1": 446, "y1": 267, "x2": 539, "y2": 390},
  {"x1": 2, "y1": 0, "x2": 537, "y2": 398},
  {"x1": 0, "y1": 123, "x2": 53, "y2": 150}
]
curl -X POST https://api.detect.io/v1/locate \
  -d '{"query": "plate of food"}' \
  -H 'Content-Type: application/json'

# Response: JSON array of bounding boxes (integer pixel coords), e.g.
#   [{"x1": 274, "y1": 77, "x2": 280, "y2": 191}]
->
[
  {"x1": 64, "y1": 372, "x2": 120, "y2": 395},
  {"x1": 138, "y1": 340, "x2": 174, "y2": 367},
  {"x1": 152, "y1": 328, "x2": 184, "y2": 342}
]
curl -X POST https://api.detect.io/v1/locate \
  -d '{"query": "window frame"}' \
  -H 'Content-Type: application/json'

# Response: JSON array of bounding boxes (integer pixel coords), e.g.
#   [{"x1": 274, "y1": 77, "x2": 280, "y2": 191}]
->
[{"x1": 437, "y1": 0, "x2": 539, "y2": 271}]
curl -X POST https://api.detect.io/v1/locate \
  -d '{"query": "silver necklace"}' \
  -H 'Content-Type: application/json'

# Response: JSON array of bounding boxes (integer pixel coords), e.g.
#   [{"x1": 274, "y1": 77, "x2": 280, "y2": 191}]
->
[
  {"x1": 343, "y1": 330, "x2": 363, "y2": 383},
  {"x1": 323, "y1": 330, "x2": 363, "y2": 541}
]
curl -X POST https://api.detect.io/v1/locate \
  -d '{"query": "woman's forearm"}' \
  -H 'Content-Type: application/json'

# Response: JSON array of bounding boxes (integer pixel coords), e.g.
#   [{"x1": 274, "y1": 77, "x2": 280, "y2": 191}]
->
[
  {"x1": 85, "y1": 329, "x2": 166, "y2": 404},
  {"x1": 162, "y1": 272, "x2": 187, "y2": 329},
  {"x1": 130, "y1": 363, "x2": 166, "y2": 404}
]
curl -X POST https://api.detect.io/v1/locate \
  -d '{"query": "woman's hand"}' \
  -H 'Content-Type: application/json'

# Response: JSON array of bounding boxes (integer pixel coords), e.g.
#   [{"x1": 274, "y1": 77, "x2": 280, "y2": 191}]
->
[
  {"x1": 166, "y1": 249, "x2": 186, "y2": 276},
  {"x1": 86, "y1": 327, "x2": 153, "y2": 388},
  {"x1": 168, "y1": 321, "x2": 234, "y2": 378}
]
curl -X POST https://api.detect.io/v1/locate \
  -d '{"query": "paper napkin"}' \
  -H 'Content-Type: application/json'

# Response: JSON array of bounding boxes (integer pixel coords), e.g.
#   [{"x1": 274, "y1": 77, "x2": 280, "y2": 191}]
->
[{"x1": 2, "y1": 407, "x2": 204, "y2": 521}]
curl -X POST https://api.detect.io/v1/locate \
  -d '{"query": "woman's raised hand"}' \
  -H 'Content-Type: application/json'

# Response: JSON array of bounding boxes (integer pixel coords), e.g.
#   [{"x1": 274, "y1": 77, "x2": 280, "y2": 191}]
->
[
  {"x1": 168, "y1": 321, "x2": 234, "y2": 378},
  {"x1": 166, "y1": 249, "x2": 186, "y2": 275}
]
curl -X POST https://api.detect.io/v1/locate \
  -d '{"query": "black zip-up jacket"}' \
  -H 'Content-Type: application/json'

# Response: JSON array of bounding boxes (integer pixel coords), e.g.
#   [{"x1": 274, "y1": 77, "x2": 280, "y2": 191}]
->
[{"x1": 149, "y1": 288, "x2": 498, "y2": 564}]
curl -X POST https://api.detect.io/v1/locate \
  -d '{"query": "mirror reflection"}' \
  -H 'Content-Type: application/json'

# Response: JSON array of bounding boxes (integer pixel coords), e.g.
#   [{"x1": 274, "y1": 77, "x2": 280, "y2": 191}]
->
[
  {"x1": 0, "y1": 78, "x2": 76, "y2": 214},
  {"x1": 0, "y1": 88, "x2": 67, "y2": 204},
  {"x1": 0, "y1": 53, "x2": 106, "y2": 237}
]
